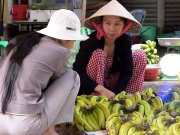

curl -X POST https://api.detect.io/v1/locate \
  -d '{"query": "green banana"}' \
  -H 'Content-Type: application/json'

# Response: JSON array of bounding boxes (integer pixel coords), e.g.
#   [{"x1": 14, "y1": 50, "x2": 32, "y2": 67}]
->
[
  {"x1": 74, "y1": 118, "x2": 84, "y2": 131},
  {"x1": 154, "y1": 96, "x2": 164, "y2": 110},
  {"x1": 138, "y1": 104, "x2": 145, "y2": 117},
  {"x1": 138, "y1": 100, "x2": 151, "y2": 116},
  {"x1": 111, "y1": 103, "x2": 122, "y2": 114},
  {"x1": 106, "y1": 116, "x2": 121, "y2": 130},
  {"x1": 134, "y1": 91, "x2": 142, "y2": 103},
  {"x1": 86, "y1": 111, "x2": 100, "y2": 131},
  {"x1": 124, "y1": 95, "x2": 136, "y2": 105},
  {"x1": 91, "y1": 108, "x2": 99, "y2": 124},
  {"x1": 106, "y1": 113, "x2": 121, "y2": 122},
  {"x1": 90, "y1": 96, "x2": 99, "y2": 106},
  {"x1": 146, "y1": 88, "x2": 155, "y2": 98},
  {"x1": 95, "y1": 102, "x2": 110, "y2": 119},
  {"x1": 94, "y1": 106, "x2": 106, "y2": 129},
  {"x1": 133, "y1": 131, "x2": 146, "y2": 135},
  {"x1": 173, "y1": 92, "x2": 179, "y2": 100},
  {"x1": 127, "y1": 126, "x2": 136, "y2": 135},
  {"x1": 74, "y1": 106, "x2": 93, "y2": 132},
  {"x1": 114, "y1": 91, "x2": 126, "y2": 100},
  {"x1": 169, "y1": 122, "x2": 180, "y2": 135},
  {"x1": 168, "y1": 100, "x2": 180, "y2": 111},
  {"x1": 118, "y1": 122, "x2": 134, "y2": 135},
  {"x1": 125, "y1": 99, "x2": 133, "y2": 108},
  {"x1": 131, "y1": 111, "x2": 143, "y2": 125}
]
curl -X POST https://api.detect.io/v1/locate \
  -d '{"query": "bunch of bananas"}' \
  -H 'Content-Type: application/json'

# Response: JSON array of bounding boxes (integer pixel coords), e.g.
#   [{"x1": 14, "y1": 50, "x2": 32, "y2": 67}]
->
[
  {"x1": 72, "y1": 88, "x2": 180, "y2": 134},
  {"x1": 73, "y1": 95, "x2": 110, "y2": 131},
  {"x1": 141, "y1": 40, "x2": 160, "y2": 64}
]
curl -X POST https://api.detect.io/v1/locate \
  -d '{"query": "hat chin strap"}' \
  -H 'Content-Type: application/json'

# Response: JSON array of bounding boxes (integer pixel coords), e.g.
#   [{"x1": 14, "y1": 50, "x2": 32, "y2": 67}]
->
[{"x1": 92, "y1": 21, "x2": 132, "y2": 40}]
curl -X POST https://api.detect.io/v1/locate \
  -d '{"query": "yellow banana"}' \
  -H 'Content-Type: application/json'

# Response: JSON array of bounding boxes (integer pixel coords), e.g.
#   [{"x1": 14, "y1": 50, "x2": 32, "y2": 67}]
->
[
  {"x1": 124, "y1": 95, "x2": 136, "y2": 105},
  {"x1": 87, "y1": 111, "x2": 100, "y2": 131},
  {"x1": 118, "y1": 122, "x2": 134, "y2": 135},
  {"x1": 114, "y1": 91, "x2": 126, "y2": 100},
  {"x1": 90, "y1": 95, "x2": 98, "y2": 106},
  {"x1": 134, "y1": 91, "x2": 142, "y2": 103},
  {"x1": 131, "y1": 111, "x2": 143, "y2": 125},
  {"x1": 75, "y1": 107, "x2": 93, "y2": 132},
  {"x1": 154, "y1": 96, "x2": 164, "y2": 110},
  {"x1": 125, "y1": 99, "x2": 133, "y2": 108},
  {"x1": 173, "y1": 92, "x2": 179, "y2": 100},
  {"x1": 95, "y1": 102, "x2": 110, "y2": 119},
  {"x1": 106, "y1": 113, "x2": 121, "y2": 122},
  {"x1": 146, "y1": 88, "x2": 155, "y2": 98},
  {"x1": 91, "y1": 108, "x2": 99, "y2": 124},
  {"x1": 134, "y1": 131, "x2": 146, "y2": 135},
  {"x1": 127, "y1": 126, "x2": 136, "y2": 135},
  {"x1": 138, "y1": 100, "x2": 151, "y2": 116},
  {"x1": 106, "y1": 116, "x2": 121, "y2": 130},
  {"x1": 169, "y1": 122, "x2": 180, "y2": 135},
  {"x1": 111, "y1": 103, "x2": 122, "y2": 114},
  {"x1": 74, "y1": 118, "x2": 84, "y2": 131},
  {"x1": 138, "y1": 104, "x2": 145, "y2": 117},
  {"x1": 94, "y1": 106, "x2": 106, "y2": 129}
]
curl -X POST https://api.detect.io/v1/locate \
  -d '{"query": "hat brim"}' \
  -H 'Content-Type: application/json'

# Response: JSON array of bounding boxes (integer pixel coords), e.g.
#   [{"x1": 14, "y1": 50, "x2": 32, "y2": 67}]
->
[
  {"x1": 37, "y1": 27, "x2": 89, "y2": 41},
  {"x1": 84, "y1": 0, "x2": 142, "y2": 33}
]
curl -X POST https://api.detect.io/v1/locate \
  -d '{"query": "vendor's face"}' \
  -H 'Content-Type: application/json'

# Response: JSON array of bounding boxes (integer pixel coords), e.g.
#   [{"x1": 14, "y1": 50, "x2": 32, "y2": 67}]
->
[{"x1": 102, "y1": 16, "x2": 125, "y2": 39}]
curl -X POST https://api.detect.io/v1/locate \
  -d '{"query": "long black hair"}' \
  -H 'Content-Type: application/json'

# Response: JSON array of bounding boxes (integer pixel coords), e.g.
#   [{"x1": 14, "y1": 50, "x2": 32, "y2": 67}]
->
[{"x1": 1, "y1": 32, "x2": 43, "y2": 114}]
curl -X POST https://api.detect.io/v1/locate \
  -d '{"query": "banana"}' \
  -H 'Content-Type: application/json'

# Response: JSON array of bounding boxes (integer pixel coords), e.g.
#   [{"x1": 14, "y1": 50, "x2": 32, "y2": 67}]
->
[
  {"x1": 87, "y1": 111, "x2": 100, "y2": 131},
  {"x1": 74, "y1": 106, "x2": 93, "y2": 132},
  {"x1": 138, "y1": 100, "x2": 151, "y2": 116},
  {"x1": 95, "y1": 102, "x2": 110, "y2": 119},
  {"x1": 106, "y1": 116, "x2": 121, "y2": 130},
  {"x1": 118, "y1": 122, "x2": 134, "y2": 135},
  {"x1": 154, "y1": 96, "x2": 164, "y2": 111},
  {"x1": 111, "y1": 103, "x2": 122, "y2": 114},
  {"x1": 134, "y1": 91, "x2": 142, "y2": 103},
  {"x1": 145, "y1": 112, "x2": 154, "y2": 124},
  {"x1": 150, "y1": 124, "x2": 166, "y2": 135},
  {"x1": 94, "y1": 106, "x2": 106, "y2": 129},
  {"x1": 131, "y1": 111, "x2": 143, "y2": 125},
  {"x1": 106, "y1": 113, "x2": 121, "y2": 122},
  {"x1": 146, "y1": 88, "x2": 155, "y2": 98},
  {"x1": 91, "y1": 107, "x2": 99, "y2": 124},
  {"x1": 114, "y1": 91, "x2": 126, "y2": 100},
  {"x1": 169, "y1": 122, "x2": 180, "y2": 135},
  {"x1": 138, "y1": 104, "x2": 145, "y2": 117},
  {"x1": 90, "y1": 96, "x2": 98, "y2": 106},
  {"x1": 168, "y1": 100, "x2": 180, "y2": 111},
  {"x1": 74, "y1": 118, "x2": 84, "y2": 131},
  {"x1": 125, "y1": 99, "x2": 133, "y2": 108},
  {"x1": 173, "y1": 92, "x2": 179, "y2": 100},
  {"x1": 133, "y1": 131, "x2": 146, "y2": 135},
  {"x1": 127, "y1": 126, "x2": 136, "y2": 135},
  {"x1": 124, "y1": 95, "x2": 136, "y2": 105}
]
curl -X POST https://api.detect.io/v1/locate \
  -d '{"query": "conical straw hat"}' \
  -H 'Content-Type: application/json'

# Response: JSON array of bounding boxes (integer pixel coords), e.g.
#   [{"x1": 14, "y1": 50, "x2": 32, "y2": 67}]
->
[{"x1": 84, "y1": 0, "x2": 142, "y2": 32}]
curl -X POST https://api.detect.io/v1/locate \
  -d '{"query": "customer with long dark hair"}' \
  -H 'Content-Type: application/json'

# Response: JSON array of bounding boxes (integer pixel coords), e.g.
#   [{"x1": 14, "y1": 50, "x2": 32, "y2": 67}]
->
[{"x1": 0, "y1": 9, "x2": 88, "y2": 135}]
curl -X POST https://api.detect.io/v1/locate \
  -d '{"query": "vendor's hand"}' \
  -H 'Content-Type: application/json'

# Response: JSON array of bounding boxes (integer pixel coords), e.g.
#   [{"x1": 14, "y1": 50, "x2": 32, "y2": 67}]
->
[{"x1": 95, "y1": 85, "x2": 115, "y2": 99}]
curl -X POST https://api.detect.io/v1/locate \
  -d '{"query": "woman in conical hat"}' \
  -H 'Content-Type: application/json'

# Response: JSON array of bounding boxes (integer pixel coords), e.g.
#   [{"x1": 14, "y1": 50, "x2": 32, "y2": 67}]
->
[
  {"x1": 0, "y1": 9, "x2": 88, "y2": 135},
  {"x1": 73, "y1": 0, "x2": 147, "y2": 98}
]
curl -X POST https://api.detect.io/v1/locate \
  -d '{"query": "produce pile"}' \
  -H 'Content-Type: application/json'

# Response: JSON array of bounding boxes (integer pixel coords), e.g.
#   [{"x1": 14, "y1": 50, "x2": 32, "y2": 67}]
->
[
  {"x1": 141, "y1": 40, "x2": 160, "y2": 64},
  {"x1": 72, "y1": 88, "x2": 180, "y2": 135}
]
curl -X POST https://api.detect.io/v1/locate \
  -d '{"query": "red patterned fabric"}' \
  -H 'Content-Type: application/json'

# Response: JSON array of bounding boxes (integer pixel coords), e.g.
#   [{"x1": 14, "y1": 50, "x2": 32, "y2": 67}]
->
[{"x1": 87, "y1": 49, "x2": 147, "y2": 94}]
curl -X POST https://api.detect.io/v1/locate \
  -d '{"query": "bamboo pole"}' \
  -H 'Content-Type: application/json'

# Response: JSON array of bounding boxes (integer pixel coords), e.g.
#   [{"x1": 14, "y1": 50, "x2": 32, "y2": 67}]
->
[{"x1": 81, "y1": 0, "x2": 86, "y2": 26}]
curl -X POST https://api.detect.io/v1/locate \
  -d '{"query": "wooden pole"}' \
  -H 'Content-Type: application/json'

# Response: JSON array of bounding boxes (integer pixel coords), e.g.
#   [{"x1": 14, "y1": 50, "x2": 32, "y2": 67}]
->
[{"x1": 81, "y1": 0, "x2": 86, "y2": 26}]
